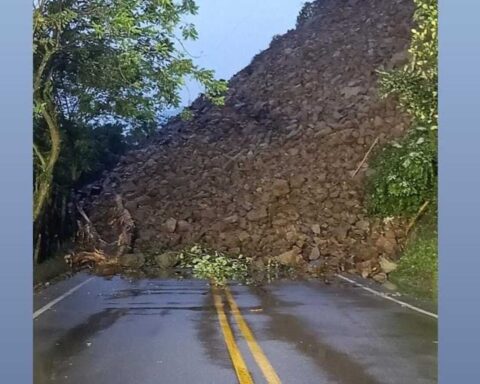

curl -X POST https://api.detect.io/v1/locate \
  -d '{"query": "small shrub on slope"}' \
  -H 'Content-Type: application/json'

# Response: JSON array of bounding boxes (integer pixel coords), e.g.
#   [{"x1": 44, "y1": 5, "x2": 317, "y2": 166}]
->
[
  {"x1": 368, "y1": 127, "x2": 437, "y2": 216},
  {"x1": 296, "y1": 2, "x2": 318, "y2": 27}
]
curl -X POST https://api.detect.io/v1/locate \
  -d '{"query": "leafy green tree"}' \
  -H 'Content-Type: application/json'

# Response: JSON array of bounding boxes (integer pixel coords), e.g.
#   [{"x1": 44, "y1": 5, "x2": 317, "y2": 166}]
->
[{"x1": 33, "y1": 0, "x2": 227, "y2": 242}]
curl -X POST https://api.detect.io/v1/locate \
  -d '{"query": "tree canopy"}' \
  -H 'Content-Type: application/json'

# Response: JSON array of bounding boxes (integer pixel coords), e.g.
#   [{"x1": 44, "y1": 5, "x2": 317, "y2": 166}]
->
[{"x1": 33, "y1": 0, "x2": 227, "y2": 260}]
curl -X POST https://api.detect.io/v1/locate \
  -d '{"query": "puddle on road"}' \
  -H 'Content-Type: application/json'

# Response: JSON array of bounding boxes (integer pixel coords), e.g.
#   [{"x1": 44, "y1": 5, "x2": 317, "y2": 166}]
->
[{"x1": 35, "y1": 308, "x2": 128, "y2": 381}]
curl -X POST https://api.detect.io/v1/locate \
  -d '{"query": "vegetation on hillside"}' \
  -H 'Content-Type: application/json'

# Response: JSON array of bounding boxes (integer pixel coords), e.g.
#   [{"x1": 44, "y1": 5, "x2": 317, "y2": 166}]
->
[
  {"x1": 367, "y1": 0, "x2": 438, "y2": 293},
  {"x1": 296, "y1": 2, "x2": 318, "y2": 27},
  {"x1": 390, "y1": 210, "x2": 438, "y2": 298},
  {"x1": 33, "y1": 0, "x2": 227, "y2": 261},
  {"x1": 368, "y1": 0, "x2": 437, "y2": 217}
]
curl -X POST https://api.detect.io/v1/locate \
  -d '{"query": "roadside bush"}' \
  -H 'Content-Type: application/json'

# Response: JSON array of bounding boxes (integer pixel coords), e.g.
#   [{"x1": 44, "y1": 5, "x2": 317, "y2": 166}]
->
[
  {"x1": 390, "y1": 211, "x2": 438, "y2": 298},
  {"x1": 367, "y1": 127, "x2": 437, "y2": 216},
  {"x1": 396, "y1": 230, "x2": 438, "y2": 293},
  {"x1": 368, "y1": 0, "x2": 438, "y2": 217}
]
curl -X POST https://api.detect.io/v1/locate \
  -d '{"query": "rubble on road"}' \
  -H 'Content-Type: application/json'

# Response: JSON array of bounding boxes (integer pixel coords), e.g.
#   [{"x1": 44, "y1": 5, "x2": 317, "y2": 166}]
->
[{"x1": 75, "y1": 0, "x2": 414, "y2": 279}]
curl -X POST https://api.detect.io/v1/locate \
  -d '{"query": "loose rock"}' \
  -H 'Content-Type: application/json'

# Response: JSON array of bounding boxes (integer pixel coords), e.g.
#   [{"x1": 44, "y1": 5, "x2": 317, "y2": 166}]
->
[
  {"x1": 309, "y1": 246, "x2": 321, "y2": 260},
  {"x1": 275, "y1": 247, "x2": 302, "y2": 266},
  {"x1": 119, "y1": 253, "x2": 146, "y2": 268},
  {"x1": 379, "y1": 257, "x2": 398, "y2": 274},
  {"x1": 154, "y1": 252, "x2": 180, "y2": 269},
  {"x1": 164, "y1": 218, "x2": 177, "y2": 233}
]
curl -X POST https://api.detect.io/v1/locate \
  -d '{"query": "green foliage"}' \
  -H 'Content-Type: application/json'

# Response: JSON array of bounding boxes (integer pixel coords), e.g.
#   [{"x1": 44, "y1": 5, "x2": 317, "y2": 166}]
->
[
  {"x1": 397, "y1": 234, "x2": 437, "y2": 286},
  {"x1": 369, "y1": 0, "x2": 438, "y2": 217},
  {"x1": 178, "y1": 245, "x2": 251, "y2": 285},
  {"x1": 35, "y1": 0, "x2": 227, "y2": 128},
  {"x1": 390, "y1": 212, "x2": 438, "y2": 298},
  {"x1": 367, "y1": 127, "x2": 437, "y2": 216},
  {"x1": 33, "y1": 0, "x2": 228, "y2": 260},
  {"x1": 296, "y1": 2, "x2": 318, "y2": 27},
  {"x1": 55, "y1": 122, "x2": 127, "y2": 187},
  {"x1": 180, "y1": 108, "x2": 194, "y2": 121},
  {"x1": 379, "y1": 0, "x2": 438, "y2": 126}
]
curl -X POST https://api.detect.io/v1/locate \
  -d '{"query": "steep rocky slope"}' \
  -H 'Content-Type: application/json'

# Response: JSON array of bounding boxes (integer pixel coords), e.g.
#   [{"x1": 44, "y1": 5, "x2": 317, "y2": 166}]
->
[{"x1": 80, "y1": 0, "x2": 415, "y2": 279}]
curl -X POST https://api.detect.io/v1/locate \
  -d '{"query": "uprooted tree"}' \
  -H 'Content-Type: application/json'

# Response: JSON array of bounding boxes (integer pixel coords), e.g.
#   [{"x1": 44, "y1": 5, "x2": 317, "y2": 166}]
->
[{"x1": 33, "y1": 0, "x2": 227, "y2": 261}]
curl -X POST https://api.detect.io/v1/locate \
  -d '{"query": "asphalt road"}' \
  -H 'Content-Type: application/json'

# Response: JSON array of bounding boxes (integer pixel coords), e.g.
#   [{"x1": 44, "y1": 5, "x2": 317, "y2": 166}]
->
[{"x1": 34, "y1": 273, "x2": 437, "y2": 384}]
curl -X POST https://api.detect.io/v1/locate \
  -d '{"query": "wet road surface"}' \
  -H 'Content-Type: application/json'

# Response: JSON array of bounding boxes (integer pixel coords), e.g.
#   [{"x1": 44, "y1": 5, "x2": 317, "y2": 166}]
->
[{"x1": 34, "y1": 273, "x2": 437, "y2": 384}]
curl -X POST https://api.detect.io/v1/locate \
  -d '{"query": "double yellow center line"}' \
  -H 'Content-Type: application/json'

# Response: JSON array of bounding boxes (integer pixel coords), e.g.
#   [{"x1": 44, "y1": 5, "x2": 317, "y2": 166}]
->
[{"x1": 212, "y1": 285, "x2": 282, "y2": 384}]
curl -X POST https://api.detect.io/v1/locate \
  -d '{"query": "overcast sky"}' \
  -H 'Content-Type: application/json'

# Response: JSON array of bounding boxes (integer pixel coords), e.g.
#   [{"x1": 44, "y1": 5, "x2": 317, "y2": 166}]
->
[{"x1": 179, "y1": 0, "x2": 306, "y2": 107}]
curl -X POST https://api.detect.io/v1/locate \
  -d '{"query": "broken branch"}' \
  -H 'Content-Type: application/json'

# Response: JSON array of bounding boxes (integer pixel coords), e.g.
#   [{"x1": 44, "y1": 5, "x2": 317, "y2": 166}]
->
[
  {"x1": 406, "y1": 200, "x2": 430, "y2": 235},
  {"x1": 353, "y1": 136, "x2": 379, "y2": 177}
]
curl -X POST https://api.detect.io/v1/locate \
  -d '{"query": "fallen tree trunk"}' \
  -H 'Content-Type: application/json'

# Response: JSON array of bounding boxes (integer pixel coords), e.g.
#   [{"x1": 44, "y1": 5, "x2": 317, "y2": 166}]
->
[
  {"x1": 69, "y1": 194, "x2": 135, "y2": 269},
  {"x1": 112, "y1": 194, "x2": 135, "y2": 257}
]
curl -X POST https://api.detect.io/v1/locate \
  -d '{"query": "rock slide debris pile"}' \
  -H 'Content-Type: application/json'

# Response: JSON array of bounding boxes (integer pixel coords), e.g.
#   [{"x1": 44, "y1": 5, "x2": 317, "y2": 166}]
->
[{"x1": 79, "y1": 0, "x2": 414, "y2": 280}]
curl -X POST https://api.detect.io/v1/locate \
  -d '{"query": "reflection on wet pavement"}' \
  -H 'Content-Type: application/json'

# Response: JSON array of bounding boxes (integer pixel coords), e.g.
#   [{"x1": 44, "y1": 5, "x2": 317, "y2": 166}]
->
[{"x1": 34, "y1": 275, "x2": 437, "y2": 384}]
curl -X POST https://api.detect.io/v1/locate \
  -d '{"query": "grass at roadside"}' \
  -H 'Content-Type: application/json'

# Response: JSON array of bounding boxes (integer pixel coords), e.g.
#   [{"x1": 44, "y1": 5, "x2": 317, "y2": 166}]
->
[
  {"x1": 34, "y1": 256, "x2": 70, "y2": 287},
  {"x1": 390, "y1": 209, "x2": 438, "y2": 300}
]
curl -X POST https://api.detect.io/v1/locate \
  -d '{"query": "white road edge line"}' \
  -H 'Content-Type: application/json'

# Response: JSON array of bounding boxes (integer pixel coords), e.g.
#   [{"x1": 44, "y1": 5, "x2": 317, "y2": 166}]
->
[
  {"x1": 33, "y1": 277, "x2": 95, "y2": 319},
  {"x1": 335, "y1": 274, "x2": 438, "y2": 320}
]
